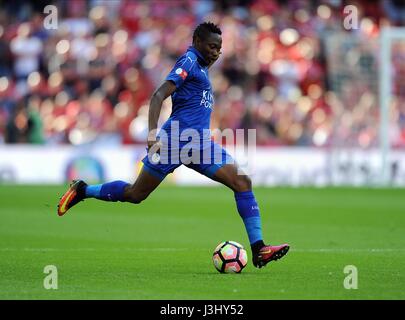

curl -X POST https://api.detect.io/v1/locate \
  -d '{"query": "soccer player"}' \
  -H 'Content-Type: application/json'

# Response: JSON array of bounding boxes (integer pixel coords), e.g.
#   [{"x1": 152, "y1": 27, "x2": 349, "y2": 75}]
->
[{"x1": 57, "y1": 22, "x2": 289, "y2": 268}]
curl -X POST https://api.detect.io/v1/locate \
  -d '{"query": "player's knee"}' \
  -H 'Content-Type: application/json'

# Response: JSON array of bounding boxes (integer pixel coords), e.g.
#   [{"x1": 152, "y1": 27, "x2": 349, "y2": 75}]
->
[
  {"x1": 127, "y1": 192, "x2": 148, "y2": 204},
  {"x1": 125, "y1": 186, "x2": 151, "y2": 204},
  {"x1": 233, "y1": 175, "x2": 252, "y2": 192}
]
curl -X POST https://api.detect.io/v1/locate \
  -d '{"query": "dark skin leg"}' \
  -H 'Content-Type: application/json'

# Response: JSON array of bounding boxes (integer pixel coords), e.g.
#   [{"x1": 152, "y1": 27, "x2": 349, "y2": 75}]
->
[
  {"x1": 211, "y1": 164, "x2": 252, "y2": 193},
  {"x1": 123, "y1": 167, "x2": 163, "y2": 204},
  {"x1": 122, "y1": 163, "x2": 251, "y2": 204},
  {"x1": 212, "y1": 164, "x2": 265, "y2": 252}
]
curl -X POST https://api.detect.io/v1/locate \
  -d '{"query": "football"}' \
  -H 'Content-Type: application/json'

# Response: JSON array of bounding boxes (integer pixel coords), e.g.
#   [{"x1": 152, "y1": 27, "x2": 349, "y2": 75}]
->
[{"x1": 212, "y1": 241, "x2": 248, "y2": 273}]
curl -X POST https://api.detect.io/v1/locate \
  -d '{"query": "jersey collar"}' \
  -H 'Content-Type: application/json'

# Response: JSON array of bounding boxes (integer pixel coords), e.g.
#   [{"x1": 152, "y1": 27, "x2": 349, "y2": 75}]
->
[{"x1": 188, "y1": 46, "x2": 209, "y2": 67}]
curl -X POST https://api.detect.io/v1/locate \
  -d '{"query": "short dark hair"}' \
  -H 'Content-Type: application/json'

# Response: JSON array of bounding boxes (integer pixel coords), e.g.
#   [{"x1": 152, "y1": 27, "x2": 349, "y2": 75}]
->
[{"x1": 192, "y1": 22, "x2": 222, "y2": 43}]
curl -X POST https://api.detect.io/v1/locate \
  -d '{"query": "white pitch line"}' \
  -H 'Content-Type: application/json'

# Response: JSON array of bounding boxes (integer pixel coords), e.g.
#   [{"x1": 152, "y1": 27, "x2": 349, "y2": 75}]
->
[
  {"x1": 291, "y1": 248, "x2": 405, "y2": 253},
  {"x1": 0, "y1": 248, "x2": 404, "y2": 253},
  {"x1": 0, "y1": 248, "x2": 189, "y2": 252}
]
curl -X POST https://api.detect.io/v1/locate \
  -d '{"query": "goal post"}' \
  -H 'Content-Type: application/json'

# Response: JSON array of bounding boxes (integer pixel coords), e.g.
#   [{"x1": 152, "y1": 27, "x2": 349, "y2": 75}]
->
[
  {"x1": 324, "y1": 26, "x2": 405, "y2": 187},
  {"x1": 379, "y1": 26, "x2": 405, "y2": 186}
]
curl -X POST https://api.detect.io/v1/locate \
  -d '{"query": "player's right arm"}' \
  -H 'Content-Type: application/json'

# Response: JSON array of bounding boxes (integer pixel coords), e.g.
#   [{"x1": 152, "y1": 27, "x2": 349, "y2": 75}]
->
[
  {"x1": 147, "y1": 80, "x2": 176, "y2": 150},
  {"x1": 147, "y1": 52, "x2": 196, "y2": 151}
]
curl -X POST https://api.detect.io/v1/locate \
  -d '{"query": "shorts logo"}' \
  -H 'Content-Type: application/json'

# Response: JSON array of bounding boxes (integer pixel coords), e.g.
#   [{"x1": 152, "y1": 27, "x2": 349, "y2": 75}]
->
[{"x1": 175, "y1": 68, "x2": 188, "y2": 80}]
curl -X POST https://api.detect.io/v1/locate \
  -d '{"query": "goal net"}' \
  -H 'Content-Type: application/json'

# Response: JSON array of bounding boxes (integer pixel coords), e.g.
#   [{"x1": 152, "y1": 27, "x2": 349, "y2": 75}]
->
[{"x1": 324, "y1": 26, "x2": 405, "y2": 186}]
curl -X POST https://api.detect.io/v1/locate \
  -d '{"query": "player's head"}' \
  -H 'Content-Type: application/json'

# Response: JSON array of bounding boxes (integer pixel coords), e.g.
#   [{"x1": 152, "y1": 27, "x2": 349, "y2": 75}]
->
[{"x1": 192, "y1": 22, "x2": 222, "y2": 66}]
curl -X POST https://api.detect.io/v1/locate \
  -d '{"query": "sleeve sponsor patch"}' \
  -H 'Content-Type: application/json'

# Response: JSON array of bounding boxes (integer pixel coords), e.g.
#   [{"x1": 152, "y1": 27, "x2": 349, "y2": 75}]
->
[{"x1": 175, "y1": 68, "x2": 188, "y2": 80}]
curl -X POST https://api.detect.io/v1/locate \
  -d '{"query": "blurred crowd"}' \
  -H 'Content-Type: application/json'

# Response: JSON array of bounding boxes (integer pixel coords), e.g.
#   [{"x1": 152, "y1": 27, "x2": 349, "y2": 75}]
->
[{"x1": 0, "y1": 0, "x2": 404, "y2": 147}]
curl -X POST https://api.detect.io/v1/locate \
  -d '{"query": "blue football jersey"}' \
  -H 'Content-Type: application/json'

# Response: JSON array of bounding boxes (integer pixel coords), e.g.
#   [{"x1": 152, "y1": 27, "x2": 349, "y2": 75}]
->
[{"x1": 161, "y1": 46, "x2": 213, "y2": 143}]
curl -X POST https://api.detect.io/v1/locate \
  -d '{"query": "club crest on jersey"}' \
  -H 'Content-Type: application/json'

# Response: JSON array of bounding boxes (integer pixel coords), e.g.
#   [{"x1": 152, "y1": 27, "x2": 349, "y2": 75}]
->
[{"x1": 175, "y1": 68, "x2": 188, "y2": 80}]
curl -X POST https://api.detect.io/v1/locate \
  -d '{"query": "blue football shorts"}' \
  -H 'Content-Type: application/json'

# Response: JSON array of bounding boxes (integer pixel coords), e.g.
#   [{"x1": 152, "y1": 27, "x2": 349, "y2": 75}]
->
[{"x1": 142, "y1": 140, "x2": 234, "y2": 181}]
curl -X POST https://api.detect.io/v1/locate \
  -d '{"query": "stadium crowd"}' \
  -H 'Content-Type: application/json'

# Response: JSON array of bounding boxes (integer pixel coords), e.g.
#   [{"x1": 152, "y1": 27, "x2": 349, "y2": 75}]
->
[{"x1": 0, "y1": 0, "x2": 404, "y2": 147}]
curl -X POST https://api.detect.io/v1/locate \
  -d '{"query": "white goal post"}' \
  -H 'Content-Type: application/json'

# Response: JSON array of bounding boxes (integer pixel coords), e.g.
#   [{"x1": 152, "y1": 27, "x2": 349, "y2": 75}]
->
[
  {"x1": 379, "y1": 26, "x2": 405, "y2": 186},
  {"x1": 323, "y1": 26, "x2": 405, "y2": 187}
]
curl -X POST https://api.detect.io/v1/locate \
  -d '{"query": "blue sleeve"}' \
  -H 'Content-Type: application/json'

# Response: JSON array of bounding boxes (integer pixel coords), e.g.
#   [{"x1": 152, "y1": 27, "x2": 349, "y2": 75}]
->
[{"x1": 165, "y1": 52, "x2": 197, "y2": 88}]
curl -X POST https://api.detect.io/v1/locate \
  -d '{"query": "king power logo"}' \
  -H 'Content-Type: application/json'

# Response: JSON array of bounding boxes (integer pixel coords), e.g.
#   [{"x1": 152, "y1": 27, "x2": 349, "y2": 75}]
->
[{"x1": 200, "y1": 90, "x2": 214, "y2": 109}]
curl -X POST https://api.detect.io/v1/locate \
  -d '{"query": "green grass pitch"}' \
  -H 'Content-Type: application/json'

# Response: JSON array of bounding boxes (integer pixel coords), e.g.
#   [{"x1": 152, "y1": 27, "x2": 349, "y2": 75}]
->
[{"x1": 0, "y1": 185, "x2": 404, "y2": 299}]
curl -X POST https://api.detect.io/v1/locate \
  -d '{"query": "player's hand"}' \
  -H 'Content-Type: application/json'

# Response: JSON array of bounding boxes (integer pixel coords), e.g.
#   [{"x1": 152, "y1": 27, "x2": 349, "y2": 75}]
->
[
  {"x1": 147, "y1": 138, "x2": 162, "y2": 164},
  {"x1": 147, "y1": 138, "x2": 162, "y2": 155}
]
